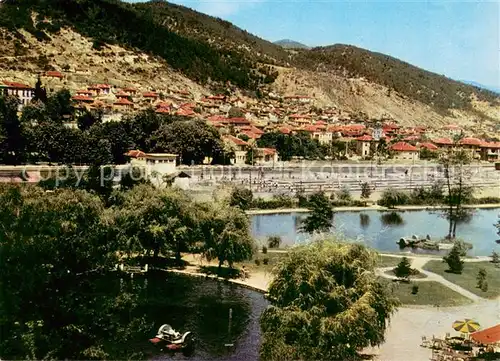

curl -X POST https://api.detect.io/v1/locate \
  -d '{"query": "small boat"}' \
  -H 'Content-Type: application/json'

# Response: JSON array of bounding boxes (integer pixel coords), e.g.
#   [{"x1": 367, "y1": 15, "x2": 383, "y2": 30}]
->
[{"x1": 149, "y1": 324, "x2": 195, "y2": 356}]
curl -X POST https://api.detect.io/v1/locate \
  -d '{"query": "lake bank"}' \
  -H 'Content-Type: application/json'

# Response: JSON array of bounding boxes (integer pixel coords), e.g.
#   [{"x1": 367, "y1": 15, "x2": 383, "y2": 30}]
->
[{"x1": 246, "y1": 203, "x2": 500, "y2": 215}]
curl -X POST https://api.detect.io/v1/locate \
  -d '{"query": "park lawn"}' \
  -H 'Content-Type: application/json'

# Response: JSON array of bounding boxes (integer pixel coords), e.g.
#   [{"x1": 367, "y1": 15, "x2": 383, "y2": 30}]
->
[
  {"x1": 239, "y1": 250, "x2": 288, "y2": 273},
  {"x1": 377, "y1": 255, "x2": 403, "y2": 268},
  {"x1": 379, "y1": 278, "x2": 472, "y2": 307},
  {"x1": 423, "y1": 260, "x2": 500, "y2": 299}
]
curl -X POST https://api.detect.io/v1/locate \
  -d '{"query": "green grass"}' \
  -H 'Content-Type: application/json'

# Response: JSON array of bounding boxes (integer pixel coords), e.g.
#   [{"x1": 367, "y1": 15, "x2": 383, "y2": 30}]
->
[
  {"x1": 379, "y1": 278, "x2": 472, "y2": 306},
  {"x1": 383, "y1": 269, "x2": 428, "y2": 279},
  {"x1": 423, "y1": 260, "x2": 500, "y2": 299},
  {"x1": 240, "y1": 250, "x2": 288, "y2": 273},
  {"x1": 377, "y1": 255, "x2": 403, "y2": 268}
]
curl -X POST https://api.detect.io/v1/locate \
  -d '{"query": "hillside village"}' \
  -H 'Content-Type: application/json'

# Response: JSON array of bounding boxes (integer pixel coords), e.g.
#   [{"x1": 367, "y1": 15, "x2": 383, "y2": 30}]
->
[{"x1": 2, "y1": 72, "x2": 500, "y2": 166}]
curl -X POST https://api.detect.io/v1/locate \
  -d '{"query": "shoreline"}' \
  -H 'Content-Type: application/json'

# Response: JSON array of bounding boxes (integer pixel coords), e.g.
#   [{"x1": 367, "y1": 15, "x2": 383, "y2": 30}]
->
[{"x1": 246, "y1": 203, "x2": 500, "y2": 215}]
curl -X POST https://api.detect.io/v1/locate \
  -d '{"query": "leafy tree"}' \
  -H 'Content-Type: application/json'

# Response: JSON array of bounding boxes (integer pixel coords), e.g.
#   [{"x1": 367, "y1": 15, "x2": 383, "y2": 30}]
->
[
  {"x1": 199, "y1": 203, "x2": 254, "y2": 272},
  {"x1": 227, "y1": 106, "x2": 244, "y2": 118},
  {"x1": 260, "y1": 240, "x2": 399, "y2": 361},
  {"x1": 267, "y1": 236, "x2": 281, "y2": 249},
  {"x1": 77, "y1": 108, "x2": 103, "y2": 131},
  {"x1": 150, "y1": 119, "x2": 223, "y2": 164},
  {"x1": 491, "y1": 251, "x2": 500, "y2": 265},
  {"x1": 245, "y1": 145, "x2": 257, "y2": 165},
  {"x1": 301, "y1": 191, "x2": 333, "y2": 233},
  {"x1": 440, "y1": 143, "x2": 473, "y2": 239},
  {"x1": 0, "y1": 95, "x2": 24, "y2": 164},
  {"x1": 45, "y1": 89, "x2": 73, "y2": 122},
  {"x1": 476, "y1": 268, "x2": 487, "y2": 289},
  {"x1": 394, "y1": 257, "x2": 412, "y2": 280},
  {"x1": 443, "y1": 243, "x2": 464, "y2": 274},
  {"x1": 0, "y1": 185, "x2": 123, "y2": 360},
  {"x1": 360, "y1": 182, "x2": 371, "y2": 204},
  {"x1": 115, "y1": 184, "x2": 195, "y2": 262},
  {"x1": 33, "y1": 77, "x2": 47, "y2": 103},
  {"x1": 378, "y1": 188, "x2": 410, "y2": 208},
  {"x1": 119, "y1": 166, "x2": 149, "y2": 190},
  {"x1": 229, "y1": 187, "x2": 253, "y2": 210}
]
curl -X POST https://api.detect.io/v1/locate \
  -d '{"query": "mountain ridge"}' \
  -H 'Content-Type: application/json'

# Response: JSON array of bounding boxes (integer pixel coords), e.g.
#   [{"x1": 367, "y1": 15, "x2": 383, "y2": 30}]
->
[
  {"x1": 274, "y1": 39, "x2": 310, "y2": 49},
  {"x1": 0, "y1": 0, "x2": 498, "y2": 128}
]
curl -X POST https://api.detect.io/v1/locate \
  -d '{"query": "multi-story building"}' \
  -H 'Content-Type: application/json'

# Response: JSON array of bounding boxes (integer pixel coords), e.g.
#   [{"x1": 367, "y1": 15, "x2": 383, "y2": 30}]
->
[{"x1": 1, "y1": 81, "x2": 35, "y2": 111}]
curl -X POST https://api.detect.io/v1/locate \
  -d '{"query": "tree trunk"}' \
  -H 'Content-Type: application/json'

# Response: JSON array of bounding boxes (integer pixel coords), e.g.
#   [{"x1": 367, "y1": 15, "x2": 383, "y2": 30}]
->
[
  {"x1": 218, "y1": 260, "x2": 223, "y2": 275},
  {"x1": 445, "y1": 164, "x2": 453, "y2": 239}
]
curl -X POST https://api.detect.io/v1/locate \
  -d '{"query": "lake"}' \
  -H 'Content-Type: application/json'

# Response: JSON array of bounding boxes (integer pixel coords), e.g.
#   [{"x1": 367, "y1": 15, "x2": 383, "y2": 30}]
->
[{"x1": 251, "y1": 208, "x2": 500, "y2": 256}]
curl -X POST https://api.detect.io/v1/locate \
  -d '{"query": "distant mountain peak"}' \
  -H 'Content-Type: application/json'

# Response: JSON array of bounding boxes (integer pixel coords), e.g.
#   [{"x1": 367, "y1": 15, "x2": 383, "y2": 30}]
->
[
  {"x1": 274, "y1": 39, "x2": 310, "y2": 49},
  {"x1": 461, "y1": 80, "x2": 500, "y2": 94}
]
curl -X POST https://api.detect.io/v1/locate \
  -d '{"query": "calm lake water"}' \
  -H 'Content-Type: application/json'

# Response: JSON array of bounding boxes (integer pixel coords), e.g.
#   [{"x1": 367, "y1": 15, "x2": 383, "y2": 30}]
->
[
  {"x1": 251, "y1": 208, "x2": 500, "y2": 256},
  {"x1": 137, "y1": 274, "x2": 267, "y2": 361}
]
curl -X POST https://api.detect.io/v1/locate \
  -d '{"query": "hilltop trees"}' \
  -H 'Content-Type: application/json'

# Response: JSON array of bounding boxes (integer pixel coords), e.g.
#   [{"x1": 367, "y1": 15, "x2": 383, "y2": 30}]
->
[{"x1": 260, "y1": 240, "x2": 399, "y2": 361}]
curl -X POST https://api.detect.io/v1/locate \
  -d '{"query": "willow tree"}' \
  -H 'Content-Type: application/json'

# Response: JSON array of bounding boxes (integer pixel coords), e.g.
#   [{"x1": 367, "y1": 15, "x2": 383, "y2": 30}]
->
[
  {"x1": 198, "y1": 202, "x2": 255, "y2": 272},
  {"x1": 260, "y1": 240, "x2": 399, "y2": 361},
  {"x1": 300, "y1": 191, "x2": 333, "y2": 234}
]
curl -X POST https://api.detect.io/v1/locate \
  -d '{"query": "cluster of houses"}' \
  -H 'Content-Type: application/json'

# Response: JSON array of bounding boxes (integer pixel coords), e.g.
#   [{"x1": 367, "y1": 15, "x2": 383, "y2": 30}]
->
[{"x1": 2, "y1": 74, "x2": 500, "y2": 165}]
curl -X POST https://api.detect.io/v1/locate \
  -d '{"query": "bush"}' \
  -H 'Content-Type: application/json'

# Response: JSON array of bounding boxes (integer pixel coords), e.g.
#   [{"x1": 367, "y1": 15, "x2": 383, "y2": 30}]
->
[
  {"x1": 251, "y1": 195, "x2": 296, "y2": 209},
  {"x1": 481, "y1": 280, "x2": 489, "y2": 292},
  {"x1": 229, "y1": 187, "x2": 253, "y2": 210},
  {"x1": 262, "y1": 258, "x2": 269, "y2": 265},
  {"x1": 267, "y1": 236, "x2": 281, "y2": 249},
  {"x1": 337, "y1": 186, "x2": 352, "y2": 202},
  {"x1": 470, "y1": 197, "x2": 500, "y2": 204},
  {"x1": 443, "y1": 244, "x2": 464, "y2": 274},
  {"x1": 394, "y1": 257, "x2": 412, "y2": 279},
  {"x1": 491, "y1": 251, "x2": 500, "y2": 264},
  {"x1": 262, "y1": 246, "x2": 268, "y2": 254},
  {"x1": 411, "y1": 284, "x2": 419, "y2": 294},
  {"x1": 254, "y1": 259, "x2": 261, "y2": 266},
  {"x1": 378, "y1": 188, "x2": 410, "y2": 208},
  {"x1": 477, "y1": 268, "x2": 487, "y2": 289}
]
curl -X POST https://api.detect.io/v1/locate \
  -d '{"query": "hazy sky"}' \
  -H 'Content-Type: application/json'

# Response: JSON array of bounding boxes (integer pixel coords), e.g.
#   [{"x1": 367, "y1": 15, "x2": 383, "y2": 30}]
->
[{"x1": 131, "y1": 0, "x2": 499, "y2": 88}]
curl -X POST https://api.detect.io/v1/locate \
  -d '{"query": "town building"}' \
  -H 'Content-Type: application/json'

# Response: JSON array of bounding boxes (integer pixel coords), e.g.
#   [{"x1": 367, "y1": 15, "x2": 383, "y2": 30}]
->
[
  {"x1": 125, "y1": 150, "x2": 178, "y2": 186},
  {"x1": 1, "y1": 81, "x2": 35, "y2": 110},
  {"x1": 390, "y1": 141, "x2": 419, "y2": 161},
  {"x1": 356, "y1": 135, "x2": 373, "y2": 157},
  {"x1": 223, "y1": 135, "x2": 248, "y2": 165},
  {"x1": 479, "y1": 141, "x2": 500, "y2": 162}
]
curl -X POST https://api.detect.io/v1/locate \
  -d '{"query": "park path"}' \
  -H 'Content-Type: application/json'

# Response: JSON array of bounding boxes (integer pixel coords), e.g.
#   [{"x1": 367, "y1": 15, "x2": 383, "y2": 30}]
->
[{"x1": 376, "y1": 254, "x2": 485, "y2": 302}]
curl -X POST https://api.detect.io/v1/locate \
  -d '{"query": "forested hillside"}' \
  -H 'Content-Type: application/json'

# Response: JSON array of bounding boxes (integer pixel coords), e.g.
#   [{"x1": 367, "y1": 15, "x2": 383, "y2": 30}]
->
[{"x1": 293, "y1": 45, "x2": 499, "y2": 113}]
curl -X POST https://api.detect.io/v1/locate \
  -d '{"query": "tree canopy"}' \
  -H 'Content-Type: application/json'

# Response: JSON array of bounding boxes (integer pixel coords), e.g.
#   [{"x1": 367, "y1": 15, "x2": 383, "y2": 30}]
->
[{"x1": 260, "y1": 239, "x2": 399, "y2": 361}]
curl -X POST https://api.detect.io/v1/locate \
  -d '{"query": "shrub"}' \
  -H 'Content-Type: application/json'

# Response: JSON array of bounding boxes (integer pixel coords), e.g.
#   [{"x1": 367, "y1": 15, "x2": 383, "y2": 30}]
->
[
  {"x1": 262, "y1": 246, "x2": 268, "y2": 254},
  {"x1": 481, "y1": 281, "x2": 489, "y2": 292},
  {"x1": 360, "y1": 182, "x2": 371, "y2": 201},
  {"x1": 378, "y1": 188, "x2": 410, "y2": 208},
  {"x1": 263, "y1": 258, "x2": 269, "y2": 265},
  {"x1": 267, "y1": 236, "x2": 281, "y2": 249},
  {"x1": 337, "y1": 186, "x2": 352, "y2": 202},
  {"x1": 411, "y1": 284, "x2": 419, "y2": 294},
  {"x1": 491, "y1": 251, "x2": 500, "y2": 264},
  {"x1": 251, "y1": 195, "x2": 296, "y2": 209},
  {"x1": 254, "y1": 259, "x2": 261, "y2": 266},
  {"x1": 394, "y1": 257, "x2": 412, "y2": 279},
  {"x1": 477, "y1": 268, "x2": 487, "y2": 289},
  {"x1": 443, "y1": 244, "x2": 464, "y2": 274},
  {"x1": 229, "y1": 187, "x2": 253, "y2": 210},
  {"x1": 471, "y1": 197, "x2": 500, "y2": 205}
]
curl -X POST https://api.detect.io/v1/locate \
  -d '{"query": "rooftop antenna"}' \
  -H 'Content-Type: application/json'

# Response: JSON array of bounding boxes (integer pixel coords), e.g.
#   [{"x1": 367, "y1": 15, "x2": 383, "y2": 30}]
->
[{"x1": 224, "y1": 308, "x2": 234, "y2": 347}]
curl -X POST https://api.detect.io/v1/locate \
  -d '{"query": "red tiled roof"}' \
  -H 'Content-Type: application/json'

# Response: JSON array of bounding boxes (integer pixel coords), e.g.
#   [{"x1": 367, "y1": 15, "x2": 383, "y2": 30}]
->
[
  {"x1": 176, "y1": 90, "x2": 191, "y2": 95},
  {"x1": 459, "y1": 137, "x2": 482, "y2": 146},
  {"x1": 289, "y1": 114, "x2": 311, "y2": 119},
  {"x1": 259, "y1": 147, "x2": 277, "y2": 155},
  {"x1": 143, "y1": 91, "x2": 159, "y2": 98},
  {"x1": 180, "y1": 102, "x2": 196, "y2": 109},
  {"x1": 224, "y1": 135, "x2": 248, "y2": 146},
  {"x1": 115, "y1": 91, "x2": 129, "y2": 97},
  {"x1": 45, "y1": 71, "x2": 63, "y2": 78},
  {"x1": 471, "y1": 324, "x2": 500, "y2": 344},
  {"x1": 302, "y1": 125, "x2": 318, "y2": 133},
  {"x1": 156, "y1": 101, "x2": 173, "y2": 108},
  {"x1": 155, "y1": 107, "x2": 170, "y2": 114},
  {"x1": 356, "y1": 135, "x2": 373, "y2": 141},
  {"x1": 480, "y1": 141, "x2": 500, "y2": 149},
  {"x1": 122, "y1": 87, "x2": 137, "y2": 93},
  {"x1": 442, "y1": 124, "x2": 461, "y2": 130},
  {"x1": 224, "y1": 117, "x2": 250, "y2": 125},
  {"x1": 279, "y1": 127, "x2": 291, "y2": 135},
  {"x1": 97, "y1": 84, "x2": 111, "y2": 89},
  {"x1": 249, "y1": 126, "x2": 264, "y2": 135},
  {"x1": 418, "y1": 142, "x2": 438, "y2": 150},
  {"x1": 390, "y1": 141, "x2": 418, "y2": 152},
  {"x1": 2, "y1": 81, "x2": 32, "y2": 89},
  {"x1": 125, "y1": 150, "x2": 147, "y2": 158},
  {"x1": 175, "y1": 108, "x2": 195, "y2": 117},
  {"x1": 240, "y1": 130, "x2": 260, "y2": 139},
  {"x1": 433, "y1": 137, "x2": 453, "y2": 145},
  {"x1": 76, "y1": 89, "x2": 93, "y2": 95},
  {"x1": 72, "y1": 95, "x2": 93, "y2": 102},
  {"x1": 206, "y1": 115, "x2": 226, "y2": 122},
  {"x1": 206, "y1": 95, "x2": 225, "y2": 100},
  {"x1": 403, "y1": 135, "x2": 420, "y2": 141},
  {"x1": 114, "y1": 98, "x2": 133, "y2": 106},
  {"x1": 315, "y1": 120, "x2": 327, "y2": 125}
]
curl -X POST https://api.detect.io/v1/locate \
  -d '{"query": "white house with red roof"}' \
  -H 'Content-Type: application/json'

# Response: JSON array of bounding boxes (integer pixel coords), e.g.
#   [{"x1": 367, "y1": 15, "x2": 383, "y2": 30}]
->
[
  {"x1": 390, "y1": 141, "x2": 419, "y2": 161},
  {"x1": 479, "y1": 141, "x2": 500, "y2": 161},
  {"x1": 114, "y1": 97, "x2": 134, "y2": 111},
  {"x1": 223, "y1": 135, "x2": 248, "y2": 165},
  {"x1": 1, "y1": 81, "x2": 35, "y2": 110},
  {"x1": 124, "y1": 150, "x2": 178, "y2": 186}
]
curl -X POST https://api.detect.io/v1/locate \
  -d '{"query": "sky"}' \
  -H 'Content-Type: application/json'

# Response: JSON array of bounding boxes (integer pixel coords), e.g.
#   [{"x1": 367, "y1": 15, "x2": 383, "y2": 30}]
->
[{"x1": 131, "y1": 0, "x2": 500, "y2": 89}]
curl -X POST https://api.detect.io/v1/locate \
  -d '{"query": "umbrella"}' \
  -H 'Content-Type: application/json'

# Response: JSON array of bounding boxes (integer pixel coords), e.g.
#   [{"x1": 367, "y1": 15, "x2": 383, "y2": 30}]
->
[{"x1": 453, "y1": 319, "x2": 481, "y2": 333}]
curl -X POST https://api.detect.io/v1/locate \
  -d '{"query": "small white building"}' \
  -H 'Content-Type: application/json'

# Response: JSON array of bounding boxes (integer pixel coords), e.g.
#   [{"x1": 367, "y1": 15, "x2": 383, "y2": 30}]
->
[{"x1": 125, "y1": 150, "x2": 178, "y2": 186}]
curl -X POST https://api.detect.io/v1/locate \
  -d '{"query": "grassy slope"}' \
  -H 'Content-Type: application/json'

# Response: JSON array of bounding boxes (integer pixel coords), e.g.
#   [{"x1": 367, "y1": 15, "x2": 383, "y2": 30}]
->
[
  {"x1": 423, "y1": 260, "x2": 500, "y2": 299},
  {"x1": 379, "y1": 278, "x2": 471, "y2": 306}
]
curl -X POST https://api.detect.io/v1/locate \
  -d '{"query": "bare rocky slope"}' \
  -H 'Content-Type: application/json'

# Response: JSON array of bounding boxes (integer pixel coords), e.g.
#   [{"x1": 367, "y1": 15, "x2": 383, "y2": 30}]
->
[{"x1": 0, "y1": 0, "x2": 498, "y2": 130}]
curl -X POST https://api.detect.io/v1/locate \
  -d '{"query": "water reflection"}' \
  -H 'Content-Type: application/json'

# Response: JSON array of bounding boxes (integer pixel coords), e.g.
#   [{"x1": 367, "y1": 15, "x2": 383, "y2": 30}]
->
[
  {"x1": 251, "y1": 208, "x2": 500, "y2": 256},
  {"x1": 380, "y1": 211, "x2": 405, "y2": 226}
]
